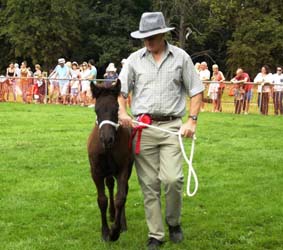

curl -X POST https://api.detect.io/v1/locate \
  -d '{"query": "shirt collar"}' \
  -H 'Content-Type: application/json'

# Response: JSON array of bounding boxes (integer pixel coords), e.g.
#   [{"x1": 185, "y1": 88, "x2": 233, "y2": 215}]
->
[{"x1": 140, "y1": 41, "x2": 174, "y2": 58}]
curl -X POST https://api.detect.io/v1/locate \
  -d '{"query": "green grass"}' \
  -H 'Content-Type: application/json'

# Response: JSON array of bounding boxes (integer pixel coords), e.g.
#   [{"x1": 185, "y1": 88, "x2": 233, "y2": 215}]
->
[{"x1": 0, "y1": 103, "x2": 282, "y2": 250}]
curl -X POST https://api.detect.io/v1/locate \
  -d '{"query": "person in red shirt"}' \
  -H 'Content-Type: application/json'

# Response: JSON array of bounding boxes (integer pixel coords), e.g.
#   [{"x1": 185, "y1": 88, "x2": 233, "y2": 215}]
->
[{"x1": 231, "y1": 68, "x2": 251, "y2": 114}]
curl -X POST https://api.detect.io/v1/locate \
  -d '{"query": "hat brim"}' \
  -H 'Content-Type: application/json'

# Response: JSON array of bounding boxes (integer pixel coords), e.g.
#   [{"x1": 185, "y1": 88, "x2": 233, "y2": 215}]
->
[{"x1": 130, "y1": 27, "x2": 175, "y2": 39}]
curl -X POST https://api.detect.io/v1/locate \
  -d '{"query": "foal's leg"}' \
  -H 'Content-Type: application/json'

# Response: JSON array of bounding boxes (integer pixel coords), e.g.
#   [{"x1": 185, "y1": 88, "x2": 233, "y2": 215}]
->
[
  {"x1": 120, "y1": 182, "x2": 129, "y2": 232},
  {"x1": 109, "y1": 172, "x2": 128, "y2": 241},
  {"x1": 93, "y1": 176, "x2": 110, "y2": 241},
  {"x1": 106, "y1": 176, "x2": 115, "y2": 222}
]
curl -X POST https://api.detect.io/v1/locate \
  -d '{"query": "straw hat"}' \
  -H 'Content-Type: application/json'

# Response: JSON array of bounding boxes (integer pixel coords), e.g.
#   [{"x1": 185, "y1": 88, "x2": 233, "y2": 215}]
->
[{"x1": 131, "y1": 12, "x2": 174, "y2": 39}]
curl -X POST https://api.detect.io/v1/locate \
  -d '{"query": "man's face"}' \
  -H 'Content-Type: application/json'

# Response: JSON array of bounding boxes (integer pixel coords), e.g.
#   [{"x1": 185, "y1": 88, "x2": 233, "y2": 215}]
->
[
  {"x1": 59, "y1": 63, "x2": 64, "y2": 68},
  {"x1": 144, "y1": 34, "x2": 164, "y2": 53},
  {"x1": 277, "y1": 68, "x2": 282, "y2": 75}
]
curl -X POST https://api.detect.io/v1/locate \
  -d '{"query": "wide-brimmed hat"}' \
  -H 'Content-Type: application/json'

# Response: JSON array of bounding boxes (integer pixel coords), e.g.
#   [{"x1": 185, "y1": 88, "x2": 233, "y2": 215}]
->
[
  {"x1": 131, "y1": 12, "x2": 174, "y2": 39},
  {"x1": 106, "y1": 63, "x2": 117, "y2": 72},
  {"x1": 58, "y1": 58, "x2": 65, "y2": 64}
]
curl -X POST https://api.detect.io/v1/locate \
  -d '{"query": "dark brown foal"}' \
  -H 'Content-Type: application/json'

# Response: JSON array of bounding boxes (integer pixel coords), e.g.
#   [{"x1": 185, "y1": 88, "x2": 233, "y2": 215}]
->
[{"x1": 87, "y1": 80, "x2": 133, "y2": 241}]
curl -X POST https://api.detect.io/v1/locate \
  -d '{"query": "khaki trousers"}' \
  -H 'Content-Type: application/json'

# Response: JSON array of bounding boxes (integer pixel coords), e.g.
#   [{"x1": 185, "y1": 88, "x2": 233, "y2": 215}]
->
[{"x1": 133, "y1": 118, "x2": 184, "y2": 241}]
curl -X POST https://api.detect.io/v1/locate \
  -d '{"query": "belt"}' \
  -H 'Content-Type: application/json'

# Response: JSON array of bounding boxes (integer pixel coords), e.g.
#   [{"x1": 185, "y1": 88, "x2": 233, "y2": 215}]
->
[{"x1": 149, "y1": 115, "x2": 179, "y2": 121}]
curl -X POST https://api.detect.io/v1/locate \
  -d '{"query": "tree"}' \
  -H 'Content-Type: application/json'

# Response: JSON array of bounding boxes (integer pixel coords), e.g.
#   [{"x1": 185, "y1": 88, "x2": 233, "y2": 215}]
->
[
  {"x1": 75, "y1": 0, "x2": 151, "y2": 69},
  {"x1": 226, "y1": 1, "x2": 283, "y2": 77},
  {"x1": 1, "y1": 0, "x2": 80, "y2": 69}
]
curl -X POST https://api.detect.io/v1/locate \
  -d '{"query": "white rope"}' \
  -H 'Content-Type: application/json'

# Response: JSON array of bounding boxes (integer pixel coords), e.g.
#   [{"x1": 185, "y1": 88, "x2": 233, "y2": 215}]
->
[
  {"x1": 97, "y1": 118, "x2": 198, "y2": 196},
  {"x1": 132, "y1": 120, "x2": 198, "y2": 197}
]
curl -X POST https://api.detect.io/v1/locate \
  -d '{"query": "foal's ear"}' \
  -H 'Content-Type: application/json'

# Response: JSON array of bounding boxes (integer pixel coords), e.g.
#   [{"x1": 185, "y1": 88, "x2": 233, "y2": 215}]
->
[
  {"x1": 111, "y1": 79, "x2": 121, "y2": 96},
  {"x1": 90, "y1": 81, "x2": 102, "y2": 98}
]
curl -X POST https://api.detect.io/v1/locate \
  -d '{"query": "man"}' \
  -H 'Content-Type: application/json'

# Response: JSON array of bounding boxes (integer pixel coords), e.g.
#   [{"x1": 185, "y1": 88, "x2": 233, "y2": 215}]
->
[
  {"x1": 119, "y1": 12, "x2": 204, "y2": 250},
  {"x1": 231, "y1": 68, "x2": 250, "y2": 114},
  {"x1": 272, "y1": 66, "x2": 283, "y2": 115},
  {"x1": 87, "y1": 59, "x2": 97, "y2": 108},
  {"x1": 49, "y1": 58, "x2": 71, "y2": 105}
]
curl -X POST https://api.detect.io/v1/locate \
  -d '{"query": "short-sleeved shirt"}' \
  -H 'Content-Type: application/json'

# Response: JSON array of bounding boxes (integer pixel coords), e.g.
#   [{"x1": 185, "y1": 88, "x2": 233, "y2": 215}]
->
[
  {"x1": 254, "y1": 73, "x2": 273, "y2": 93},
  {"x1": 55, "y1": 65, "x2": 70, "y2": 86},
  {"x1": 273, "y1": 73, "x2": 283, "y2": 91},
  {"x1": 199, "y1": 69, "x2": 211, "y2": 81},
  {"x1": 119, "y1": 42, "x2": 204, "y2": 117},
  {"x1": 234, "y1": 72, "x2": 252, "y2": 91}
]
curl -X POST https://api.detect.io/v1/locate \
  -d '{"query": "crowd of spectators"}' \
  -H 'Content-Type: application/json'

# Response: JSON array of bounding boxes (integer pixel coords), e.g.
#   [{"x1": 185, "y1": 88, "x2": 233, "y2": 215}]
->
[
  {"x1": 195, "y1": 62, "x2": 283, "y2": 116},
  {"x1": 1, "y1": 59, "x2": 282, "y2": 115},
  {"x1": 0, "y1": 58, "x2": 125, "y2": 107}
]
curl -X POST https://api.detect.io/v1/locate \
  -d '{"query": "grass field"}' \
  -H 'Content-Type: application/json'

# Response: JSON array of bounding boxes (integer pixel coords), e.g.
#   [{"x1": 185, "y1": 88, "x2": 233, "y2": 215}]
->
[{"x1": 0, "y1": 103, "x2": 282, "y2": 250}]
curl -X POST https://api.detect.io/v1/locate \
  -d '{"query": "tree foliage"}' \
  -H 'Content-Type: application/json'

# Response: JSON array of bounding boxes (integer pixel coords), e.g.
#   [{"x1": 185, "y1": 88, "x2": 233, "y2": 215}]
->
[{"x1": 0, "y1": 0, "x2": 282, "y2": 77}]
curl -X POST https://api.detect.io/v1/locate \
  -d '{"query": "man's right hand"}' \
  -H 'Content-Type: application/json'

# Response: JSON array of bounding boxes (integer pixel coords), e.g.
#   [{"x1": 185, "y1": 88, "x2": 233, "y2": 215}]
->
[{"x1": 118, "y1": 110, "x2": 133, "y2": 127}]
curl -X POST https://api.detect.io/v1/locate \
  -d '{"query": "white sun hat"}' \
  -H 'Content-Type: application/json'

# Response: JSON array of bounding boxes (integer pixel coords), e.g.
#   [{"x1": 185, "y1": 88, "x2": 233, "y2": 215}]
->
[
  {"x1": 106, "y1": 63, "x2": 117, "y2": 72},
  {"x1": 58, "y1": 58, "x2": 65, "y2": 64}
]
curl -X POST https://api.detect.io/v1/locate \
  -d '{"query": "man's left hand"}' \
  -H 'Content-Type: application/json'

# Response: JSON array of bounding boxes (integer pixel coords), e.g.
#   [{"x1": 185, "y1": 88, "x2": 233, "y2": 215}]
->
[{"x1": 180, "y1": 119, "x2": 196, "y2": 138}]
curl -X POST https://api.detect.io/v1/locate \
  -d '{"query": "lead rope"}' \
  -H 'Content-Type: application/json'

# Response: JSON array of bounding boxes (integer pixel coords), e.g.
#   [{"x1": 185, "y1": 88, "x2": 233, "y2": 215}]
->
[
  {"x1": 132, "y1": 120, "x2": 198, "y2": 197},
  {"x1": 98, "y1": 119, "x2": 198, "y2": 197}
]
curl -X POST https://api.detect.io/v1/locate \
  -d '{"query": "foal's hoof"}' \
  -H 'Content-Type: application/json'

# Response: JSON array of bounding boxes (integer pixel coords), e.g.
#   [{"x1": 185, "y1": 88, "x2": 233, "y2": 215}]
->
[
  {"x1": 120, "y1": 224, "x2": 127, "y2": 233},
  {"x1": 109, "y1": 227, "x2": 120, "y2": 241},
  {"x1": 102, "y1": 228, "x2": 110, "y2": 241},
  {"x1": 102, "y1": 233, "x2": 110, "y2": 242}
]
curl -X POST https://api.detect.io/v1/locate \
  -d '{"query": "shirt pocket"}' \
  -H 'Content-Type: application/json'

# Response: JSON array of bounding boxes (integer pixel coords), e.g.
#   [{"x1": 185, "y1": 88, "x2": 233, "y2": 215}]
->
[
  {"x1": 136, "y1": 70, "x2": 155, "y2": 87},
  {"x1": 167, "y1": 68, "x2": 182, "y2": 91}
]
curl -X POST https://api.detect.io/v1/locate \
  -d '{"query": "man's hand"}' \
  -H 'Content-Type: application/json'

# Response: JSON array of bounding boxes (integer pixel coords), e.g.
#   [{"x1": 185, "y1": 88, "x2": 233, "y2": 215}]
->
[
  {"x1": 180, "y1": 119, "x2": 197, "y2": 138},
  {"x1": 118, "y1": 110, "x2": 133, "y2": 127}
]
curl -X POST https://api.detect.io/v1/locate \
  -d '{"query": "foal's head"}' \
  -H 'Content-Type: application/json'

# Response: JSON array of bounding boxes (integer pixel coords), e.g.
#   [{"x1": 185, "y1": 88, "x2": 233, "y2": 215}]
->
[{"x1": 90, "y1": 80, "x2": 121, "y2": 149}]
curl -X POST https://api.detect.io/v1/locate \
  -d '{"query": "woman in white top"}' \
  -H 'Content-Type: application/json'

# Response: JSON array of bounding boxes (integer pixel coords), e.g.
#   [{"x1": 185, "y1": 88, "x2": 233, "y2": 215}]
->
[{"x1": 254, "y1": 65, "x2": 273, "y2": 115}]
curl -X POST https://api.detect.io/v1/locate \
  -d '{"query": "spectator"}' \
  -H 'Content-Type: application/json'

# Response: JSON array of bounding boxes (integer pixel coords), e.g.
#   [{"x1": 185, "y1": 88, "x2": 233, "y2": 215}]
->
[
  {"x1": 49, "y1": 58, "x2": 71, "y2": 105},
  {"x1": 48, "y1": 69, "x2": 59, "y2": 104},
  {"x1": 20, "y1": 61, "x2": 30, "y2": 103},
  {"x1": 199, "y1": 62, "x2": 210, "y2": 81},
  {"x1": 210, "y1": 64, "x2": 225, "y2": 112},
  {"x1": 104, "y1": 63, "x2": 118, "y2": 88},
  {"x1": 6, "y1": 63, "x2": 17, "y2": 102},
  {"x1": 272, "y1": 66, "x2": 283, "y2": 115},
  {"x1": 199, "y1": 61, "x2": 210, "y2": 111},
  {"x1": 231, "y1": 68, "x2": 249, "y2": 114},
  {"x1": 70, "y1": 61, "x2": 80, "y2": 105},
  {"x1": 254, "y1": 65, "x2": 273, "y2": 115},
  {"x1": 32, "y1": 64, "x2": 42, "y2": 103},
  {"x1": 80, "y1": 61, "x2": 91, "y2": 106},
  {"x1": 194, "y1": 62, "x2": 201, "y2": 76},
  {"x1": 87, "y1": 59, "x2": 97, "y2": 108}
]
